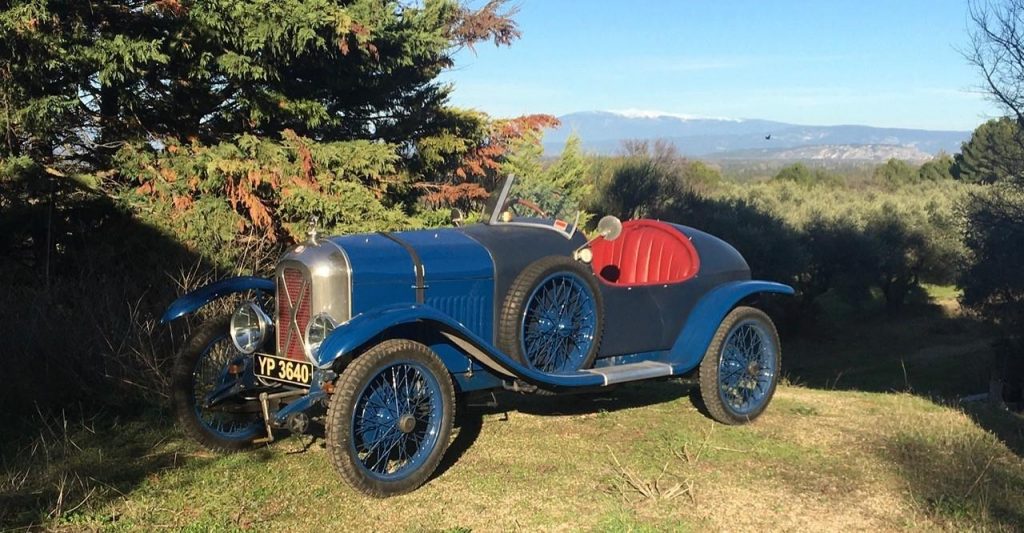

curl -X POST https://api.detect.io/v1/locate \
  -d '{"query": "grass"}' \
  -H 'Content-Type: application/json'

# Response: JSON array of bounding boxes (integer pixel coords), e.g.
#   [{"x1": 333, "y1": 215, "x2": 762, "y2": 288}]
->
[
  {"x1": 3, "y1": 287, "x2": 1022, "y2": 531},
  {"x1": 786, "y1": 289, "x2": 997, "y2": 399},
  {"x1": 2, "y1": 384, "x2": 1023, "y2": 532}
]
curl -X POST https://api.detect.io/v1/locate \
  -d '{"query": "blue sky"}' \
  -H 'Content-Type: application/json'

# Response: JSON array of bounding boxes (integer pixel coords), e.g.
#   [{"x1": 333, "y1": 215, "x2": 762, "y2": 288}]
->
[{"x1": 440, "y1": 0, "x2": 1001, "y2": 131}]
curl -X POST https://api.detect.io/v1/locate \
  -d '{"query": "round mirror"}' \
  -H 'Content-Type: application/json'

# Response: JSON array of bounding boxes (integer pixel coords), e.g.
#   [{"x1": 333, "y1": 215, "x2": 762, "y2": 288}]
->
[
  {"x1": 450, "y1": 207, "x2": 465, "y2": 227},
  {"x1": 597, "y1": 215, "x2": 623, "y2": 241}
]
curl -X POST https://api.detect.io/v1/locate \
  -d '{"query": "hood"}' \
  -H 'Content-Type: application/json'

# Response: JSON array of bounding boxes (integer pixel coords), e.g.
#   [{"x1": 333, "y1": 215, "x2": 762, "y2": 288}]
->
[
  {"x1": 329, "y1": 227, "x2": 492, "y2": 284},
  {"x1": 328, "y1": 227, "x2": 494, "y2": 323}
]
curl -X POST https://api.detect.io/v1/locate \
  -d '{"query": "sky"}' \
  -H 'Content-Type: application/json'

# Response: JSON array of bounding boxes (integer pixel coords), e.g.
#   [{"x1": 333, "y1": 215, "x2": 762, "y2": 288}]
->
[{"x1": 439, "y1": 0, "x2": 1003, "y2": 131}]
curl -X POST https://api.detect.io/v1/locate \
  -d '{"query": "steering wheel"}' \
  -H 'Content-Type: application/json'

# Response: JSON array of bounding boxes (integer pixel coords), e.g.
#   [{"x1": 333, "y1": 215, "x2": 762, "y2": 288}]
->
[{"x1": 511, "y1": 198, "x2": 549, "y2": 218}]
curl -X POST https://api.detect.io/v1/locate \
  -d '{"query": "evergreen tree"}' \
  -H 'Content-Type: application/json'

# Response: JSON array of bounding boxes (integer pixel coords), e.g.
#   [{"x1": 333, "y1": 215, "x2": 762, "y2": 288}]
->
[
  {"x1": 1, "y1": 0, "x2": 521, "y2": 168},
  {"x1": 873, "y1": 158, "x2": 918, "y2": 186},
  {"x1": 953, "y1": 117, "x2": 1024, "y2": 184},
  {"x1": 1, "y1": 0, "x2": 530, "y2": 247},
  {"x1": 773, "y1": 162, "x2": 840, "y2": 187},
  {"x1": 918, "y1": 152, "x2": 955, "y2": 182}
]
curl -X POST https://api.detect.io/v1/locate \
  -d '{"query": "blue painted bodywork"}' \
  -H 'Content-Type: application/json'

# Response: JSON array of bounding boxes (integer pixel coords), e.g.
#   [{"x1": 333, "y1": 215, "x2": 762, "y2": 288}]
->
[
  {"x1": 313, "y1": 278, "x2": 792, "y2": 391},
  {"x1": 391, "y1": 229, "x2": 493, "y2": 280},
  {"x1": 666, "y1": 280, "x2": 795, "y2": 374},
  {"x1": 160, "y1": 276, "x2": 274, "y2": 323},
  {"x1": 165, "y1": 221, "x2": 795, "y2": 423},
  {"x1": 160, "y1": 222, "x2": 799, "y2": 454},
  {"x1": 331, "y1": 229, "x2": 494, "y2": 341},
  {"x1": 316, "y1": 304, "x2": 607, "y2": 389}
]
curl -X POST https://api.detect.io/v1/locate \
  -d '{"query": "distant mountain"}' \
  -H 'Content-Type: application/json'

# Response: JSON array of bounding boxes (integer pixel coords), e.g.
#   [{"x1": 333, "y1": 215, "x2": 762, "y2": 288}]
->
[
  {"x1": 713, "y1": 144, "x2": 936, "y2": 163},
  {"x1": 544, "y1": 111, "x2": 970, "y2": 161}
]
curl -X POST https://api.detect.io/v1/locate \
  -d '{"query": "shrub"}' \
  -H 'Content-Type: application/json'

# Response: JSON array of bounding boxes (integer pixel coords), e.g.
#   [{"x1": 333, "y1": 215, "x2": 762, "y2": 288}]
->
[
  {"x1": 591, "y1": 153, "x2": 973, "y2": 321},
  {"x1": 874, "y1": 158, "x2": 919, "y2": 186},
  {"x1": 960, "y1": 185, "x2": 1024, "y2": 329},
  {"x1": 772, "y1": 163, "x2": 842, "y2": 187}
]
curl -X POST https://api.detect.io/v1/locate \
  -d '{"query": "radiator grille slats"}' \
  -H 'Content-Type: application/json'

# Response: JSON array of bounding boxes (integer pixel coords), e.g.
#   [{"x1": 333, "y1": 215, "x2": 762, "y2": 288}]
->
[{"x1": 277, "y1": 267, "x2": 311, "y2": 361}]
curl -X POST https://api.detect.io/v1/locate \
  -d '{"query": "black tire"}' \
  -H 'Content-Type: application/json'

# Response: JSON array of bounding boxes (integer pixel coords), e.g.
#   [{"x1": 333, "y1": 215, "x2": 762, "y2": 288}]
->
[
  {"x1": 697, "y1": 306, "x2": 781, "y2": 425},
  {"x1": 497, "y1": 255, "x2": 605, "y2": 373},
  {"x1": 325, "y1": 339, "x2": 456, "y2": 497},
  {"x1": 172, "y1": 316, "x2": 263, "y2": 451}
]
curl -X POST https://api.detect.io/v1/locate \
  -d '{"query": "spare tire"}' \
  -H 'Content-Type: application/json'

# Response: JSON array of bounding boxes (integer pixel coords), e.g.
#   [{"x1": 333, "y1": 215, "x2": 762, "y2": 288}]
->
[{"x1": 497, "y1": 256, "x2": 604, "y2": 373}]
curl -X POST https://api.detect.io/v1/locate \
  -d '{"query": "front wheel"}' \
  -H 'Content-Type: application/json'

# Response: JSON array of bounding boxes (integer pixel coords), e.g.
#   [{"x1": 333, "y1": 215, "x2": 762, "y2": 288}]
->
[
  {"x1": 697, "y1": 306, "x2": 781, "y2": 425},
  {"x1": 326, "y1": 339, "x2": 455, "y2": 497},
  {"x1": 171, "y1": 316, "x2": 263, "y2": 451}
]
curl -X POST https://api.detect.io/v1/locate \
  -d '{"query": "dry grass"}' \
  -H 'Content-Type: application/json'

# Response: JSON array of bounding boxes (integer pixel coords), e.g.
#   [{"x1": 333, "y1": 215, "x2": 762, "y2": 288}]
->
[{"x1": 2, "y1": 384, "x2": 1022, "y2": 532}]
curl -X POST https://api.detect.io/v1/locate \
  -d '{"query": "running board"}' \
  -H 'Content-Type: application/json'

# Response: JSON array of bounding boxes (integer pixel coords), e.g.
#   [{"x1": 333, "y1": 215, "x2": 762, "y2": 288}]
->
[{"x1": 582, "y1": 361, "x2": 674, "y2": 386}]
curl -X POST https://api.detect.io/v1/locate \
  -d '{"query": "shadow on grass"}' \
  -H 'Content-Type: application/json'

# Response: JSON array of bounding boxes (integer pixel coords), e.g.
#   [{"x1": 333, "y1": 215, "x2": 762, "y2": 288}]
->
[
  {"x1": 1, "y1": 417, "x2": 172, "y2": 529},
  {"x1": 878, "y1": 419, "x2": 1024, "y2": 529},
  {"x1": 0, "y1": 412, "x2": 286, "y2": 530},
  {"x1": 431, "y1": 380, "x2": 701, "y2": 483},
  {"x1": 433, "y1": 404, "x2": 486, "y2": 480},
  {"x1": 963, "y1": 403, "x2": 1024, "y2": 458},
  {"x1": 0, "y1": 172, "x2": 248, "y2": 529},
  {"x1": 784, "y1": 300, "x2": 997, "y2": 399}
]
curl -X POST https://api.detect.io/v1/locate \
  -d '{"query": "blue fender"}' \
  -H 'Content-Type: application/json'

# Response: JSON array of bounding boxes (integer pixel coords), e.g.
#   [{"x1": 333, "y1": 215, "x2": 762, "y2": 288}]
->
[
  {"x1": 316, "y1": 304, "x2": 606, "y2": 389},
  {"x1": 160, "y1": 276, "x2": 275, "y2": 323},
  {"x1": 667, "y1": 280, "x2": 794, "y2": 373}
]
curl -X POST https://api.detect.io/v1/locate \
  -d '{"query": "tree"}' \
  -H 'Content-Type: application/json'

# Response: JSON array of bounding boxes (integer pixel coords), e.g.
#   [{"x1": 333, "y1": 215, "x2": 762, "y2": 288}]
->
[
  {"x1": 1, "y1": 0, "x2": 530, "y2": 249},
  {"x1": 681, "y1": 160, "x2": 723, "y2": 189},
  {"x1": 873, "y1": 158, "x2": 918, "y2": 186},
  {"x1": 918, "y1": 152, "x2": 955, "y2": 182},
  {"x1": 416, "y1": 113, "x2": 559, "y2": 211},
  {"x1": 772, "y1": 162, "x2": 841, "y2": 187},
  {"x1": 498, "y1": 132, "x2": 592, "y2": 218},
  {"x1": 952, "y1": 118, "x2": 1024, "y2": 184},
  {"x1": 590, "y1": 140, "x2": 697, "y2": 219},
  {"x1": 963, "y1": 0, "x2": 1024, "y2": 402},
  {"x1": 0, "y1": 0, "x2": 542, "y2": 413},
  {"x1": 1, "y1": 1, "x2": 520, "y2": 160}
]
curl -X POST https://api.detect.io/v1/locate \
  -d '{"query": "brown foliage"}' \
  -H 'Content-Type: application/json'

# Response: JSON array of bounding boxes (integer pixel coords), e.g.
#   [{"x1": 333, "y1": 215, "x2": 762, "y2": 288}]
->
[
  {"x1": 419, "y1": 182, "x2": 490, "y2": 209},
  {"x1": 456, "y1": 114, "x2": 559, "y2": 180},
  {"x1": 452, "y1": 0, "x2": 522, "y2": 51},
  {"x1": 430, "y1": 114, "x2": 558, "y2": 207}
]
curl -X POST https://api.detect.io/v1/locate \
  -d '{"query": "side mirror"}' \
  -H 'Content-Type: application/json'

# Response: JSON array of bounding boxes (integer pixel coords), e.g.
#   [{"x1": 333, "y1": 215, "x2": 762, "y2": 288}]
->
[
  {"x1": 450, "y1": 208, "x2": 465, "y2": 227},
  {"x1": 573, "y1": 215, "x2": 623, "y2": 264},
  {"x1": 596, "y1": 215, "x2": 622, "y2": 241}
]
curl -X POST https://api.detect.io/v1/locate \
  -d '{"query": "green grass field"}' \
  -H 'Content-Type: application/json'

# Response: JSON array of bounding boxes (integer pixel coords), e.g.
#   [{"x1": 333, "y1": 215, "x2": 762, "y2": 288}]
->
[{"x1": 3, "y1": 291, "x2": 1023, "y2": 532}]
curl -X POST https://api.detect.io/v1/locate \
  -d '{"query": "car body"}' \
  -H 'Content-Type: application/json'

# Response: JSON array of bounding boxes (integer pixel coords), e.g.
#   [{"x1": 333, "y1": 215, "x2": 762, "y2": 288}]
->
[{"x1": 164, "y1": 176, "x2": 793, "y2": 496}]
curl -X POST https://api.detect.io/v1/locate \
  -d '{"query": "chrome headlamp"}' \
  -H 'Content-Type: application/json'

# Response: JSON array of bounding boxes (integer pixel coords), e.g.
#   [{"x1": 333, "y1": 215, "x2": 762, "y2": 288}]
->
[
  {"x1": 230, "y1": 302, "x2": 271, "y2": 354},
  {"x1": 305, "y1": 313, "x2": 338, "y2": 358}
]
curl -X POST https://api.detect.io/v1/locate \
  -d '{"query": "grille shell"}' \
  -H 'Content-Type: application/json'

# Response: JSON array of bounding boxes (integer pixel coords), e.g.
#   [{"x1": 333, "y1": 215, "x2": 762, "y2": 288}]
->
[
  {"x1": 277, "y1": 267, "x2": 311, "y2": 361},
  {"x1": 274, "y1": 241, "x2": 352, "y2": 364}
]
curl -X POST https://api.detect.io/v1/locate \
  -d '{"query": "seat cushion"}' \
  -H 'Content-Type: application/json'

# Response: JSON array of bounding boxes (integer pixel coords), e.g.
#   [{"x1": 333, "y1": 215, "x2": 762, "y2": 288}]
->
[{"x1": 590, "y1": 220, "x2": 700, "y2": 286}]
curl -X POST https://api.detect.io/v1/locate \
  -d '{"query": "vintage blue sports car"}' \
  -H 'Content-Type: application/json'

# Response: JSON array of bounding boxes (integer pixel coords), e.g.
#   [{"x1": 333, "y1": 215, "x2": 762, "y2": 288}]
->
[{"x1": 163, "y1": 176, "x2": 793, "y2": 496}]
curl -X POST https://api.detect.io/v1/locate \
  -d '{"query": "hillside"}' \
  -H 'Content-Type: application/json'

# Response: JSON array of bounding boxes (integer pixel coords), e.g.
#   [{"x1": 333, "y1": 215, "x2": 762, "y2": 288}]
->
[
  {"x1": 3, "y1": 295, "x2": 1022, "y2": 531},
  {"x1": 545, "y1": 111, "x2": 970, "y2": 160},
  {"x1": 711, "y1": 144, "x2": 935, "y2": 163},
  {"x1": 4, "y1": 386, "x2": 1021, "y2": 532}
]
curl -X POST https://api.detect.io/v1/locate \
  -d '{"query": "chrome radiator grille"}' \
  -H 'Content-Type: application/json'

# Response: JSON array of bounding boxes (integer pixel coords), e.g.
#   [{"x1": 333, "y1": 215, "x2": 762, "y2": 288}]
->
[{"x1": 277, "y1": 267, "x2": 311, "y2": 361}]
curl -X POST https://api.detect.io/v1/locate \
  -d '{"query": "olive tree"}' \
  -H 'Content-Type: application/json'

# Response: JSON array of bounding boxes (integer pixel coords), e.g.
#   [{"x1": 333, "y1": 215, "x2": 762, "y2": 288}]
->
[{"x1": 963, "y1": 0, "x2": 1024, "y2": 403}]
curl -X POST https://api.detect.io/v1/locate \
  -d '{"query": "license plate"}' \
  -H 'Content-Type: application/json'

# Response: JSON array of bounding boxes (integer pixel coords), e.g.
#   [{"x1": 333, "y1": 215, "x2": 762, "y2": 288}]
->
[{"x1": 254, "y1": 353, "x2": 313, "y2": 387}]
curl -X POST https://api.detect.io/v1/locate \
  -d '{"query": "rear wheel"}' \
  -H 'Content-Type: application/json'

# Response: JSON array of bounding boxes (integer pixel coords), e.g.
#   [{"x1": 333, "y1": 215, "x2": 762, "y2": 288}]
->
[
  {"x1": 326, "y1": 339, "x2": 455, "y2": 497},
  {"x1": 497, "y1": 256, "x2": 604, "y2": 374},
  {"x1": 172, "y1": 317, "x2": 262, "y2": 451},
  {"x1": 697, "y1": 307, "x2": 781, "y2": 424}
]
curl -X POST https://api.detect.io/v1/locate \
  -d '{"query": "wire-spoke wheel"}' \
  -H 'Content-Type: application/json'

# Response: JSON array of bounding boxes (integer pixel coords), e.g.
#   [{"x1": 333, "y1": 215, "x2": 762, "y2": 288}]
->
[
  {"x1": 172, "y1": 317, "x2": 262, "y2": 451},
  {"x1": 697, "y1": 307, "x2": 781, "y2": 424},
  {"x1": 326, "y1": 339, "x2": 455, "y2": 497},
  {"x1": 498, "y1": 256, "x2": 604, "y2": 374}
]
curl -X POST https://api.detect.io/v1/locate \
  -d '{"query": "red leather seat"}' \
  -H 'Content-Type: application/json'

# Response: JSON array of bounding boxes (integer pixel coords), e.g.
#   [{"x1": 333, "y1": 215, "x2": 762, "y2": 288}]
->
[{"x1": 590, "y1": 220, "x2": 700, "y2": 286}]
